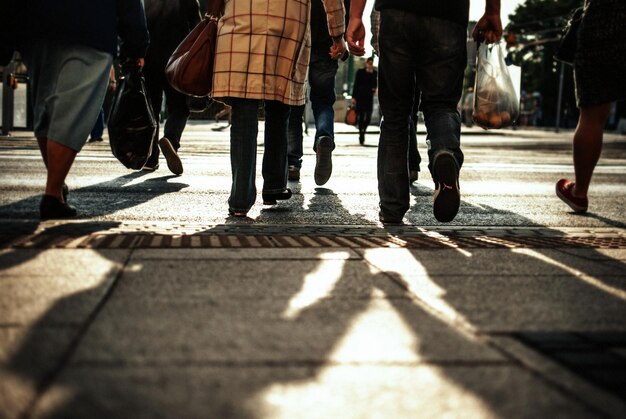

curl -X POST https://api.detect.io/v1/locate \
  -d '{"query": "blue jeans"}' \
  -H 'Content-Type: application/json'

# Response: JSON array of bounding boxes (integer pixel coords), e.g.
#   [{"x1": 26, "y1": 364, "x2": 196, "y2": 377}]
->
[
  {"x1": 288, "y1": 50, "x2": 338, "y2": 168},
  {"x1": 378, "y1": 10, "x2": 466, "y2": 219},
  {"x1": 229, "y1": 98, "x2": 289, "y2": 212}
]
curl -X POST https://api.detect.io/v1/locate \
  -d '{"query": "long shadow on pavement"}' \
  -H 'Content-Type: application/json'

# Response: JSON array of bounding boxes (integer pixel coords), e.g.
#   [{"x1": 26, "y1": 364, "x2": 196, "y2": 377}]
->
[{"x1": 3, "y1": 185, "x2": 625, "y2": 417}]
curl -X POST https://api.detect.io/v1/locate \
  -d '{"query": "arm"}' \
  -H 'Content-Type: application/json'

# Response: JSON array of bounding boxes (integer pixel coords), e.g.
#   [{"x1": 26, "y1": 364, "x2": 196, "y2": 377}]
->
[
  {"x1": 471, "y1": 0, "x2": 502, "y2": 43},
  {"x1": 116, "y1": 0, "x2": 150, "y2": 59},
  {"x1": 322, "y1": 0, "x2": 347, "y2": 60},
  {"x1": 346, "y1": 0, "x2": 367, "y2": 56}
]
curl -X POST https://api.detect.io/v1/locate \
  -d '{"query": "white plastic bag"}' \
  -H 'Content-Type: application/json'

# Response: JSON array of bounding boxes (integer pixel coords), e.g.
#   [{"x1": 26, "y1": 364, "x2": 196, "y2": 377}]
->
[{"x1": 473, "y1": 42, "x2": 519, "y2": 129}]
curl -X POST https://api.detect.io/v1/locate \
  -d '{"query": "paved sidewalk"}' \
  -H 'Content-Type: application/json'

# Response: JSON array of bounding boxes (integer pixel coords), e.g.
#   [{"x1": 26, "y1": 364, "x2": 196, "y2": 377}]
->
[{"x1": 1, "y1": 124, "x2": 625, "y2": 418}]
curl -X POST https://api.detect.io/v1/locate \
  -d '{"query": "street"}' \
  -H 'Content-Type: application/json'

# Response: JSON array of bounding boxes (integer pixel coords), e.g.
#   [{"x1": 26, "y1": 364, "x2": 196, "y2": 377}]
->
[{"x1": 1, "y1": 122, "x2": 625, "y2": 418}]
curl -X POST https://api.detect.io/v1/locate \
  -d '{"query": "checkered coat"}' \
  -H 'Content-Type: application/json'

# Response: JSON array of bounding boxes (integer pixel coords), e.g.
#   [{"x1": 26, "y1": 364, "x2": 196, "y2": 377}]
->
[{"x1": 212, "y1": 0, "x2": 345, "y2": 106}]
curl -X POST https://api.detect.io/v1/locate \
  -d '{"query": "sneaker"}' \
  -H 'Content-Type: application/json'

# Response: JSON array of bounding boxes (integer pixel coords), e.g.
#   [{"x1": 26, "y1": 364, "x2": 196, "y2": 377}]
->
[
  {"x1": 556, "y1": 178, "x2": 588, "y2": 213},
  {"x1": 159, "y1": 137, "x2": 183, "y2": 175},
  {"x1": 409, "y1": 170, "x2": 418, "y2": 184},
  {"x1": 142, "y1": 162, "x2": 159, "y2": 172},
  {"x1": 314, "y1": 136, "x2": 334, "y2": 186},
  {"x1": 433, "y1": 151, "x2": 460, "y2": 223},
  {"x1": 288, "y1": 165, "x2": 300, "y2": 181}
]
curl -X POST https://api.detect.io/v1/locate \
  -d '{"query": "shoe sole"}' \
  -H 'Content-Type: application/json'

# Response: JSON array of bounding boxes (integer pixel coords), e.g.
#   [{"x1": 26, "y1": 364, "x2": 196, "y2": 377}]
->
[
  {"x1": 433, "y1": 154, "x2": 460, "y2": 223},
  {"x1": 556, "y1": 184, "x2": 587, "y2": 213},
  {"x1": 314, "y1": 137, "x2": 333, "y2": 185},
  {"x1": 159, "y1": 138, "x2": 183, "y2": 175}
]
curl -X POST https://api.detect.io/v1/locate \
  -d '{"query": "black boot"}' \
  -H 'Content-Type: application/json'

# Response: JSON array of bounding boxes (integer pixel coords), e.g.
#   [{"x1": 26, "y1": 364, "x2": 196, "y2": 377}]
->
[{"x1": 40, "y1": 195, "x2": 77, "y2": 220}]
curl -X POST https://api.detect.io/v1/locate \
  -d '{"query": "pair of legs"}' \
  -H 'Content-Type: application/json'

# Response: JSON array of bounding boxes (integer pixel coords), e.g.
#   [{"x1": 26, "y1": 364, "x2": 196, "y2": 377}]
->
[
  {"x1": 571, "y1": 102, "x2": 611, "y2": 197},
  {"x1": 356, "y1": 101, "x2": 372, "y2": 144},
  {"x1": 24, "y1": 41, "x2": 112, "y2": 218},
  {"x1": 377, "y1": 10, "x2": 466, "y2": 222},
  {"x1": 143, "y1": 57, "x2": 190, "y2": 171},
  {"x1": 229, "y1": 98, "x2": 290, "y2": 213},
  {"x1": 288, "y1": 50, "x2": 339, "y2": 169}
]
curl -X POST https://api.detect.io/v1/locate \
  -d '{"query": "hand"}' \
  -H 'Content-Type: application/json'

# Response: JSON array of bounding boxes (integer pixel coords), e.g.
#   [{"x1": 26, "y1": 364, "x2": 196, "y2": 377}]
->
[
  {"x1": 329, "y1": 36, "x2": 347, "y2": 60},
  {"x1": 472, "y1": 13, "x2": 502, "y2": 43},
  {"x1": 346, "y1": 17, "x2": 366, "y2": 56}
]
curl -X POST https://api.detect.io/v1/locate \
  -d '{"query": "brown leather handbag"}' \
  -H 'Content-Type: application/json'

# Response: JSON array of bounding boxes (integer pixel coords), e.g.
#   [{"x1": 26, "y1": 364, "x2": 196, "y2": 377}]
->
[
  {"x1": 165, "y1": 0, "x2": 223, "y2": 97},
  {"x1": 344, "y1": 105, "x2": 357, "y2": 126}
]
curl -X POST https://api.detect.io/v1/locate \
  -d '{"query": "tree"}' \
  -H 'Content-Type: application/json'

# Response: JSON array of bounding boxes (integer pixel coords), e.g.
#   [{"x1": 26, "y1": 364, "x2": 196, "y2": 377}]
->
[{"x1": 505, "y1": 0, "x2": 583, "y2": 127}]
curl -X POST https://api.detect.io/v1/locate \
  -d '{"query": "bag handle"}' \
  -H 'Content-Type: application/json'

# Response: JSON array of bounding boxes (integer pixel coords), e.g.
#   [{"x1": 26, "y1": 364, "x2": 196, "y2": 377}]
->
[{"x1": 206, "y1": 0, "x2": 224, "y2": 20}]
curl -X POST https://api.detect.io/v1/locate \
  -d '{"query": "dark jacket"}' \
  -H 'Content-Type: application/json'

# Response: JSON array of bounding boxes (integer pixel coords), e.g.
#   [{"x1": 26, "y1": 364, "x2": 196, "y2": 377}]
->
[
  {"x1": 310, "y1": 0, "x2": 350, "y2": 52},
  {"x1": 22, "y1": 0, "x2": 149, "y2": 58},
  {"x1": 375, "y1": 0, "x2": 469, "y2": 26},
  {"x1": 352, "y1": 67, "x2": 377, "y2": 103},
  {"x1": 143, "y1": 0, "x2": 202, "y2": 64}
]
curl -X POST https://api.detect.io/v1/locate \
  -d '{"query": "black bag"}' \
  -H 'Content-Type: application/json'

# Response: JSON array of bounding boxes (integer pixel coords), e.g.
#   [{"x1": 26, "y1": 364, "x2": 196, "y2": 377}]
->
[
  {"x1": 554, "y1": 7, "x2": 584, "y2": 66},
  {"x1": 107, "y1": 64, "x2": 157, "y2": 170}
]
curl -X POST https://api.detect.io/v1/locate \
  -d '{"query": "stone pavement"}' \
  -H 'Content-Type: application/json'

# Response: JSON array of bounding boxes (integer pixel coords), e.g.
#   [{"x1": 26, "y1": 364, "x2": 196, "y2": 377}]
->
[{"x1": 1, "y1": 123, "x2": 625, "y2": 418}]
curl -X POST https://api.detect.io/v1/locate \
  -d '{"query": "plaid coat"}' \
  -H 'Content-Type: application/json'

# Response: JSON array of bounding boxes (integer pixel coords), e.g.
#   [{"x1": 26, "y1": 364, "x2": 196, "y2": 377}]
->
[{"x1": 212, "y1": 0, "x2": 345, "y2": 105}]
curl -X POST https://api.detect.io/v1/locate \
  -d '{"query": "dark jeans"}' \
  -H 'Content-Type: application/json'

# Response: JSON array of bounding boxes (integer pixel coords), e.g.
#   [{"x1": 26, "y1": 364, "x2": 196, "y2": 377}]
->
[
  {"x1": 229, "y1": 98, "x2": 290, "y2": 212},
  {"x1": 288, "y1": 50, "x2": 338, "y2": 168},
  {"x1": 378, "y1": 10, "x2": 466, "y2": 219},
  {"x1": 355, "y1": 100, "x2": 373, "y2": 134},
  {"x1": 143, "y1": 59, "x2": 190, "y2": 164},
  {"x1": 409, "y1": 87, "x2": 421, "y2": 172},
  {"x1": 90, "y1": 107, "x2": 104, "y2": 139}
]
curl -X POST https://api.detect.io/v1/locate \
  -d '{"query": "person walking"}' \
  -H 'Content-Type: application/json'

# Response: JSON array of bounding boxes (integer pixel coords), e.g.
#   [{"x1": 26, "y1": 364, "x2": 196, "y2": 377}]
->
[
  {"x1": 19, "y1": 0, "x2": 149, "y2": 220},
  {"x1": 556, "y1": 0, "x2": 626, "y2": 213},
  {"x1": 287, "y1": 0, "x2": 348, "y2": 186},
  {"x1": 347, "y1": 0, "x2": 502, "y2": 224},
  {"x1": 141, "y1": 0, "x2": 202, "y2": 175},
  {"x1": 351, "y1": 57, "x2": 377, "y2": 145},
  {"x1": 212, "y1": 0, "x2": 345, "y2": 217},
  {"x1": 371, "y1": 8, "x2": 420, "y2": 183}
]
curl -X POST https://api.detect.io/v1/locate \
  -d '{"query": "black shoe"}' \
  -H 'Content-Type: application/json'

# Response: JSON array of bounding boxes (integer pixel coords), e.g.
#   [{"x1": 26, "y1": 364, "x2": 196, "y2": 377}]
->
[
  {"x1": 288, "y1": 165, "x2": 300, "y2": 181},
  {"x1": 379, "y1": 212, "x2": 403, "y2": 226},
  {"x1": 314, "y1": 136, "x2": 334, "y2": 186},
  {"x1": 228, "y1": 208, "x2": 248, "y2": 217},
  {"x1": 409, "y1": 170, "x2": 418, "y2": 184},
  {"x1": 142, "y1": 162, "x2": 159, "y2": 172},
  {"x1": 40, "y1": 195, "x2": 77, "y2": 220},
  {"x1": 262, "y1": 188, "x2": 292, "y2": 205},
  {"x1": 433, "y1": 152, "x2": 460, "y2": 223},
  {"x1": 88, "y1": 137, "x2": 103, "y2": 143},
  {"x1": 159, "y1": 137, "x2": 183, "y2": 175},
  {"x1": 359, "y1": 132, "x2": 365, "y2": 145}
]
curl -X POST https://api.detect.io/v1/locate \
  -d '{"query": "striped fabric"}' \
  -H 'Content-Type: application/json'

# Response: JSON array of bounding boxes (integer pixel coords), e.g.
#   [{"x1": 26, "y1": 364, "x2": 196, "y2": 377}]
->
[{"x1": 212, "y1": 0, "x2": 345, "y2": 106}]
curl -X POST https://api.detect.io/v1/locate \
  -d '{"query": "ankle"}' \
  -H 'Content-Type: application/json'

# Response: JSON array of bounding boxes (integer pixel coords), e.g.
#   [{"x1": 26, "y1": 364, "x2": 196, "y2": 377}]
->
[{"x1": 572, "y1": 184, "x2": 587, "y2": 198}]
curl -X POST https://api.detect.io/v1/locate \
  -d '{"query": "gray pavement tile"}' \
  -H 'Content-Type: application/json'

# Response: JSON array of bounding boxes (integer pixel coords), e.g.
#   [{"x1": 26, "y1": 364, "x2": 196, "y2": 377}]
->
[
  {"x1": 70, "y1": 296, "x2": 503, "y2": 365},
  {"x1": 130, "y1": 248, "x2": 362, "y2": 260},
  {"x1": 0, "y1": 249, "x2": 129, "y2": 325},
  {"x1": 359, "y1": 247, "x2": 626, "y2": 276},
  {"x1": 0, "y1": 326, "x2": 78, "y2": 419},
  {"x1": 111, "y1": 260, "x2": 406, "y2": 300},
  {"x1": 404, "y1": 275, "x2": 626, "y2": 332},
  {"x1": 31, "y1": 364, "x2": 598, "y2": 419}
]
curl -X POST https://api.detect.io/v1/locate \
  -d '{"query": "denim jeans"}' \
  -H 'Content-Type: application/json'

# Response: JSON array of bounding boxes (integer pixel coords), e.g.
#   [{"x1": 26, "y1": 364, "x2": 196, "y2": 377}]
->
[
  {"x1": 378, "y1": 10, "x2": 466, "y2": 219},
  {"x1": 229, "y1": 98, "x2": 290, "y2": 212},
  {"x1": 288, "y1": 50, "x2": 338, "y2": 168}
]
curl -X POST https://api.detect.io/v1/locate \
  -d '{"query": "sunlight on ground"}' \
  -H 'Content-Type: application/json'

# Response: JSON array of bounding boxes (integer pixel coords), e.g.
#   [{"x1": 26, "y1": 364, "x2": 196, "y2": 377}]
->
[
  {"x1": 512, "y1": 248, "x2": 626, "y2": 301},
  {"x1": 282, "y1": 253, "x2": 349, "y2": 319}
]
